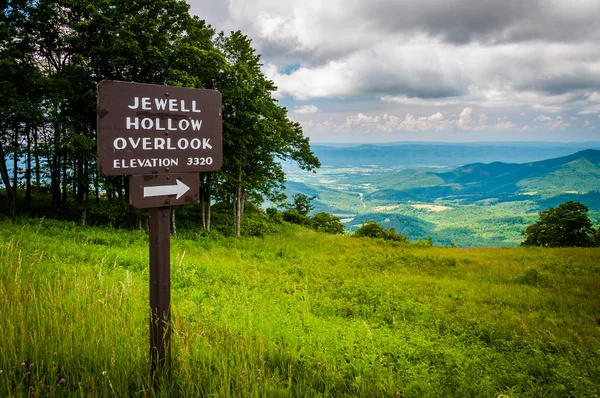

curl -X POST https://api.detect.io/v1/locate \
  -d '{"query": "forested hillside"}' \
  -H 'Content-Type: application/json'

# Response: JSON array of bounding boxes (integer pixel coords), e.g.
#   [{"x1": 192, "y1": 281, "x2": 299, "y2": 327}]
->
[{"x1": 282, "y1": 149, "x2": 600, "y2": 246}]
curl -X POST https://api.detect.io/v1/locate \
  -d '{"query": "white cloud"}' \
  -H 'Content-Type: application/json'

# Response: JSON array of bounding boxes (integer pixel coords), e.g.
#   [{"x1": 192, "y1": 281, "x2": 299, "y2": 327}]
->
[
  {"x1": 493, "y1": 121, "x2": 517, "y2": 130},
  {"x1": 187, "y1": 0, "x2": 600, "y2": 141},
  {"x1": 584, "y1": 120, "x2": 595, "y2": 128},
  {"x1": 545, "y1": 119, "x2": 570, "y2": 130},
  {"x1": 458, "y1": 108, "x2": 473, "y2": 130},
  {"x1": 536, "y1": 115, "x2": 553, "y2": 122},
  {"x1": 292, "y1": 105, "x2": 320, "y2": 114},
  {"x1": 301, "y1": 108, "x2": 520, "y2": 134}
]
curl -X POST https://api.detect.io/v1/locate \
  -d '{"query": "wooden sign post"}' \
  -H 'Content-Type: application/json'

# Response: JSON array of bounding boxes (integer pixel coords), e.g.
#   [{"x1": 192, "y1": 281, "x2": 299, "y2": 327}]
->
[{"x1": 97, "y1": 80, "x2": 222, "y2": 376}]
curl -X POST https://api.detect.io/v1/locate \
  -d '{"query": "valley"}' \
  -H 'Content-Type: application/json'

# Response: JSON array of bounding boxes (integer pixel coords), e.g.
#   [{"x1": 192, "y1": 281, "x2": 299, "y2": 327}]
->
[{"x1": 283, "y1": 144, "x2": 600, "y2": 247}]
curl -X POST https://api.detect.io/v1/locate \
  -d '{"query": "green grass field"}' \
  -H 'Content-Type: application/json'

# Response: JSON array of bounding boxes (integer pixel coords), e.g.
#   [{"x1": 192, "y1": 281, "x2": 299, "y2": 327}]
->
[{"x1": 1, "y1": 217, "x2": 599, "y2": 397}]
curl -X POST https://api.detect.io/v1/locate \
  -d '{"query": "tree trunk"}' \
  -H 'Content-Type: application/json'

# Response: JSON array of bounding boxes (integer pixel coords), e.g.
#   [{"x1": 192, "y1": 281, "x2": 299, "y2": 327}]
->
[
  {"x1": 25, "y1": 124, "x2": 31, "y2": 202},
  {"x1": 201, "y1": 191, "x2": 206, "y2": 230},
  {"x1": 79, "y1": 160, "x2": 89, "y2": 226},
  {"x1": 61, "y1": 153, "x2": 68, "y2": 209},
  {"x1": 73, "y1": 158, "x2": 79, "y2": 200},
  {"x1": 50, "y1": 157, "x2": 61, "y2": 209},
  {"x1": 233, "y1": 186, "x2": 240, "y2": 236},
  {"x1": 206, "y1": 176, "x2": 211, "y2": 232},
  {"x1": 200, "y1": 173, "x2": 213, "y2": 231},
  {"x1": 233, "y1": 183, "x2": 245, "y2": 236},
  {"x1": 12, "y1": 128, "x2": 19, "y2": 205},
  {"x1": 170, "y1": 207, "x2": 177, "y2": 237},
  {"x1": 200, "y1": 174, "x2": 206, "y2": 230},
  {"x1": 80, "y1": 187, "x2": 88, "y2": 226},
  {"x1": 94, "y1": 170, "x2": 100, "y2": 202},
  {"x1": 47, "y1": 124, "x2": 61, "y2": 210},
  {"x1": 0, "y1": 143, "x2": 16, "y2": 216},
  {"x1": 33, "y1": 127, "x2": 40, "y2": 189}
]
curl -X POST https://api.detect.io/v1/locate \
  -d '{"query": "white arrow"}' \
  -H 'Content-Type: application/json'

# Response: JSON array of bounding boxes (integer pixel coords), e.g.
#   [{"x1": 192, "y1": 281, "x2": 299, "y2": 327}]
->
[{"x1": 144, "y1": 179, "x2": 190, "y2": 199}]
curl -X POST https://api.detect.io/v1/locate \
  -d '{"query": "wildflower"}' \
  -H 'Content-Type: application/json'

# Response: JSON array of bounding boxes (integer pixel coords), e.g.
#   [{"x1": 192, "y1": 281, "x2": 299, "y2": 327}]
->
[
  {"x1": 29, "y1": 386, "x2": 33, "y2": 390},
  {"x1": 21, "y1": 362, "x2": 26, "y2": 366},
  {"x1": 242, "y1": 370, "x2": 246, "y2": 375},
  {"x1": 317, "y1": 362, "x2": 321, "y2": 366},
  {"x1": 40, "y1": 380, "x2": 45, "y2": 386},
  {"x1": 29, "y1": 364, "x2": 34, "y2": 368},
  {"x1": 26, "y1": 372, "x2": 31, "y2": 376},
  {"x1": 201, "y1": 331, "x2": 205, "y2": 337},
  {"x1": 257, "y1": 377, "x2": 261, "y2": 381},
  {"x1": 59, "y1": 378, "x2": 66, "y2": 385},
  {"x1": 240, "y1": 376, "x2": 243, "y2": 379}
]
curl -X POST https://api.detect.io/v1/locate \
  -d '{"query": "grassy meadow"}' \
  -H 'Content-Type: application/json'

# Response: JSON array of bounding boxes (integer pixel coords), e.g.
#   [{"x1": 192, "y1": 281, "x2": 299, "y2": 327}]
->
[{"x1": 1, "y1": 217, "x2": 600, "y2": 397}]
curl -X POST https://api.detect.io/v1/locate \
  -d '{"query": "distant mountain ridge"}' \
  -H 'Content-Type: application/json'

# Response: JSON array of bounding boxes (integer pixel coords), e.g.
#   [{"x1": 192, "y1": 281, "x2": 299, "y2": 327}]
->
[
  {"x1": 367, "y1": 149, "x2": 600, "y2": 202},
  {"x1": 312, "y1": 143, "x2": 600, "y2": 167}
]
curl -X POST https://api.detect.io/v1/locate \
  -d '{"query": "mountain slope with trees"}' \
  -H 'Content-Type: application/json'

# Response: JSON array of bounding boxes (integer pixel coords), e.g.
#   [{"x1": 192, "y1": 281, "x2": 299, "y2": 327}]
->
[{"x1": 365, "y1": 149, "x2": 600, "y2": 203}]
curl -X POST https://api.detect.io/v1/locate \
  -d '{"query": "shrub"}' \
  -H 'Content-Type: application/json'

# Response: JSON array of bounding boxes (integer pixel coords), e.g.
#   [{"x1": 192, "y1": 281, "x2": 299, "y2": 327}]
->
[
  {"x1": 353, "y1": 221, "x2": 408, "y2": 242},
  {"x1": 311, "y1": 212, "x2": 345, "y2": 234},
  {"x1": 266, "y1": 207, "x2": 284, "y2": 224},
  {"x1": 282, "y1": 210, "x2": 311, "y2": 226}
]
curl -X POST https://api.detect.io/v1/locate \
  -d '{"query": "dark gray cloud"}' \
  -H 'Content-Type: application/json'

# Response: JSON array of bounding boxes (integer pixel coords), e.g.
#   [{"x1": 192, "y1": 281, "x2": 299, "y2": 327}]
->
[
  {"x1": 360, "y1": 69, "x2": 467, "y2": 98},
  {"x1": 518, "y1": 71, "x2": 600, "y2": 96},
  {"x1": 359, "y1": 0, "x2": 600, "y2": 44}
]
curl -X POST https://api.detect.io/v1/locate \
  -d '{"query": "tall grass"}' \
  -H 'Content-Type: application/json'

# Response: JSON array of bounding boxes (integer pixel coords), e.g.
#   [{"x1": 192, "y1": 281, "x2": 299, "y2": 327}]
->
[{"x1": 1, "y1": 217, "x2": 599, "y2": 396}]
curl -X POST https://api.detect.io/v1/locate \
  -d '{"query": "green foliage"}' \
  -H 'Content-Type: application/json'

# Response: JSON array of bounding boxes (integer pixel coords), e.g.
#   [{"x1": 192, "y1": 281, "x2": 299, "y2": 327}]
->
[
  {"x1": 0, "y1": 1, "x2": 319, "y2": 235},
  {"x1": 414, "y1": 235, "x2": 434, "y2": 248},
  {"x1": 310, "y1": 212, "x2": 345, "y2": 235},
  {"x1": 291, "y1": 192, "x2": 316, "y2": 216},
  {"x1": 265, "y1": 207, "x2": 284, "y2": 224},
  {"x1": 281, "y1": 209, "x2": 311, "y2": 226},
  {"x1": 522, "y1": 201, "x2": 596, "y2": 247},
  {"x1": 354, "y1": 220, "x2": 408, "y2": 242}
]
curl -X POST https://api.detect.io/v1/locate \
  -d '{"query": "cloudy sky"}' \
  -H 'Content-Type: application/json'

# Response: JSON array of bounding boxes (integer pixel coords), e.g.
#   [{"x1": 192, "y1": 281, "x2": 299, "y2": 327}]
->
[{"x1": 188, "y1": 0, "x2": 600, "y2": 143}]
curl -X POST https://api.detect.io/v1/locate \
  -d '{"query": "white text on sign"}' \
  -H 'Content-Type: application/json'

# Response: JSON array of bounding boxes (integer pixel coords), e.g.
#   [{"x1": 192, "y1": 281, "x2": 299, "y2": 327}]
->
[{"x1": 128, "y1": 97, "x2": 203, "y2": 112}]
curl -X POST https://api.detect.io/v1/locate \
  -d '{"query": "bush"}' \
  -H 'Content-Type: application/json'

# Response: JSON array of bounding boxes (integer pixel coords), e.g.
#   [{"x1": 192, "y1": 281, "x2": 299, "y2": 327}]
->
[
  {"x1": 311, "y1": 212, "x2": 345, "y2": 234},
  {"x1": 266, "y1": 207, "x2": 284, "y2": 224},
  {"x1": 241, "y1": 217, "x2": 271, "y2": 237},
  {"x1": 282, "y1": 210, "x2": 311, "y2": 226},
  {"x1": 353, "y1": 221, "x2": 408, "y2": 242}
]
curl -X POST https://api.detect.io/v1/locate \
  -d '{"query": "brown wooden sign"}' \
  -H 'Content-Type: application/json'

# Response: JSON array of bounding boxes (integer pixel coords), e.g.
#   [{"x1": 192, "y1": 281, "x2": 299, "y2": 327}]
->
[
  {"x1": 129, "y1": 173, "x2": 199, "y2": 209},
  {"x1": 97, "y1": 80, "x2": 222, "y2": 176}
]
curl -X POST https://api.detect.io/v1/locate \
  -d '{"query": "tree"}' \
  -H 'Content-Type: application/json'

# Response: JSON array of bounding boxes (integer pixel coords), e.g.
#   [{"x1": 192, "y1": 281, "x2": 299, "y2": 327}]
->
[
  {"x1": 521, "y1": 201, "x2": 595, "y2": 247},
  {"x1": 292, "y1": 193, "x2": 315, "y2": 216},
  {"x1": 216, "y1": 31, "x2": 319, "y2": 235},
  {"x1": 0, "y1": 1, "x2": 320, "y2": 234}
]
